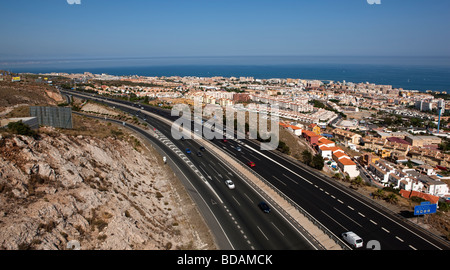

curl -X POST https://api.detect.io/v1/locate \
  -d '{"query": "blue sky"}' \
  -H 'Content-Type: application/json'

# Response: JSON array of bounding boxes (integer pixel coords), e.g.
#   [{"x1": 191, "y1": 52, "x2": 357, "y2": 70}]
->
[{"x1": 1, "y1": 0, "x2": 450, "y2": 60}]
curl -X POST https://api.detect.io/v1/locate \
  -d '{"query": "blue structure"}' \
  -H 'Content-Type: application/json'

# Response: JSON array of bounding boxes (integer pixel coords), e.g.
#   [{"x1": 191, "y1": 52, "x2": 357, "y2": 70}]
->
[{"x1": 414, "y1": 202, "x2": 437, "y2": 216}]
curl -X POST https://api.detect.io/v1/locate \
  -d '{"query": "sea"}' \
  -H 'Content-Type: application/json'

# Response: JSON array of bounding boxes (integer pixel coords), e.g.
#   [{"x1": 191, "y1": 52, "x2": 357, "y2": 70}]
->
[{"x1": 1, "y1": 56, "x2": 449, "y2": 92}]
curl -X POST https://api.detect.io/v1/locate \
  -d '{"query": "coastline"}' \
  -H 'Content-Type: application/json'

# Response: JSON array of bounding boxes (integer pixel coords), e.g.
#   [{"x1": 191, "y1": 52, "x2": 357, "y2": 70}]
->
[{"x1": 1, "y1": 56, "x2": 450, "y2": 92}]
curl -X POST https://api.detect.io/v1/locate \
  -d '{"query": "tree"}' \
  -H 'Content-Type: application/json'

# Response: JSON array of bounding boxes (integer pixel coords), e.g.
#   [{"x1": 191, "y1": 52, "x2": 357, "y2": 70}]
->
[
  {"x1": 372, "y1": 189, "x2": 385, "y2": 200},
  {"x1": 438, "y1": 201, "x2": 450, "y2": 212},
  {"x1": 277, "y1": 141, "x2": 290, "y2": 155},
  {"x1": 302, "y1": 150, "x2": 312, "y2": 166},
  {"x1": 385, "y1": 194, "x2": 399, "y2": 205},
  {"x1": 351, "y1": 176, "x2": 364, "y2": 187},
  {"x1": 311, "y1": 154, "x2": 324, "y2": 170}
]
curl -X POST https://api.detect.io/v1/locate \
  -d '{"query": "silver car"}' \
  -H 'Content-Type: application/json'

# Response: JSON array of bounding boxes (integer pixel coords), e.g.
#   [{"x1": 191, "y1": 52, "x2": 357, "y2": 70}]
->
[{"x1": 225, "y1": 180, "x2": 235, "y2": 189}]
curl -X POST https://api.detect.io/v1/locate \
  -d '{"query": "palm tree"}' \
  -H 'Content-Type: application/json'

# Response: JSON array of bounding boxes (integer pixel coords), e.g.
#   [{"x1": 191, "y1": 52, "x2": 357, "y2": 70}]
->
[
  {"x1": 386, "y1": 194, "x2": 399, "y2": 205},
  {"x1": 372, "y1": 189, "x2": 385, "y2": 200},
  {"x1": 351, "y1": 176, "x2": 363, "y2": 187}
]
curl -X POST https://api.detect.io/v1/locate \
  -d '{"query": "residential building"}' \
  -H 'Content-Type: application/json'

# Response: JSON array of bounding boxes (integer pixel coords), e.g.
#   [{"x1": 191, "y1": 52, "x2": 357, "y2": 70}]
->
[
  {"x1": 303, "y1": 130, "x2": 320, "y2": 145},
  {"x1": 318, "y1": 137, "x2": 335, "y2": 147},
  {"x1": 332, "y1": 152, "x2": 359, "y2": 178},
  {"x1": 309, "y1": 123, "x2": 321, "y2": 136},
  {"x1": 333, "y1": 128, "x2": 362, "y2": 145},
  {"x1": 369, "y1": 160, "x2": 396, "y2": 184},
  {"x1": 317, "y1": 144, "x2": 333, "y2": 160}
]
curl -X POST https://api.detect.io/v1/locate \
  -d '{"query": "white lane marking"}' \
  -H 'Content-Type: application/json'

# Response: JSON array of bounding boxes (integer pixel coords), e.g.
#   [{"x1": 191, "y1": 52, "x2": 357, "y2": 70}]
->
[
  {"x1": 333, "y1": 207, "x2": 362, "y2": 228},
  {"x1": 232, "y1": 196, "x2": 241, "y2": 206},
  {"x1": 257, "y1": 226, "x2": 269, "y2": 241},
  {"x1": 243, "y1": 193, "x2": 254, "y2": 204},
  {"x1": 282, "y1": 174, "x2": 299, "y2": 185},
  {"x1": 272, "y1": 175, "x2": 287, "y2": 186},
  {"x1": 321, "y1": 210, "x2": 348, "y2": 231},
  {"x1": 271, "y1": 222, "x2": 285, "y2": 237},
  {"x1": 244, "y1": 144, "x2": 313, "y2": 184}
]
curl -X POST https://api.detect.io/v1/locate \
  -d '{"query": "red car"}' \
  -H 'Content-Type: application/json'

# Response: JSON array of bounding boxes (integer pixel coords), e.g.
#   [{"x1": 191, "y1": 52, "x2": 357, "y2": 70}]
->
[
  {"x1": 222, "y1": 139, "x2": 228, "y2": 143},
  {"x1": 247, "y1": 161, "x2": 256, "y2": 167}
]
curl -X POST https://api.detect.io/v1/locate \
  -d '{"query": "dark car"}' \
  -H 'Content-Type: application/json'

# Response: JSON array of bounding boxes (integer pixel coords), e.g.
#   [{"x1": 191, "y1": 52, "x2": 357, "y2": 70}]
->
[
  {"x1": 258, "y1": 201, "x2": 271, "y2": 213},
  {"x1": 197, "y1": 151, "x2": 203, "y2": 157},
  {"x1": 199, "y1": 146, "x2": 206, "y2": 151}
]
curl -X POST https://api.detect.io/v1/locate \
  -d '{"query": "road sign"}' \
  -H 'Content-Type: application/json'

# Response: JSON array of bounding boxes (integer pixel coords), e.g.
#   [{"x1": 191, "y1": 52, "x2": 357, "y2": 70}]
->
[{"x1": 414, "y1": 203, "x2": 437, "y2": 216}]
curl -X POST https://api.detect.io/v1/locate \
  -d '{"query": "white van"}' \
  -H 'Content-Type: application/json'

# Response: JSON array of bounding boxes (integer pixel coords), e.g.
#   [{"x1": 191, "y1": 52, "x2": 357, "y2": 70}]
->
[{"x1": 341, "y1": 231, "x2": 363, "y2": 248}]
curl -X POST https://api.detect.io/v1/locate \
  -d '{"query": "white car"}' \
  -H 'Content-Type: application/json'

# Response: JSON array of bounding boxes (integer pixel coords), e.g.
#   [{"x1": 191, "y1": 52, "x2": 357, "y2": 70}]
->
[
  {"x1": 341, "y1": 231, "x2": 363, "y2": 249},
  {"x1": 225, "y1": 180, "x2": 235, "y2": 189}
]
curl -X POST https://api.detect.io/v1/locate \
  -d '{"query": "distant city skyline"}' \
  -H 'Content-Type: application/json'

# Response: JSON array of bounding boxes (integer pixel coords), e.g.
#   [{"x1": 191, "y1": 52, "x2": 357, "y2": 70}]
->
[{"x1": 1, "y1": 0, "x2": 450, "y2": 61}]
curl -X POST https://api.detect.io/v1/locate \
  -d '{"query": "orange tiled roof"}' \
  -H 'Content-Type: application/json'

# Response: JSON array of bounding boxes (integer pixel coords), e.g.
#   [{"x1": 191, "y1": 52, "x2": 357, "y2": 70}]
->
[
  {"x1": 399, "y1": 190, "x2": 439, "y2": 204},
  {"x1": 318, "y1": 144, "x2": 332, "y2": 151},
  {"x1": 319, "y1": 137, "x2": 334, "y2": 145},
  {"x1": 303, "y1": 130, "x2": 319, "y2": 137},
  {"x1": 339, "y1": 158, "x2": 356, "y2": 166}
]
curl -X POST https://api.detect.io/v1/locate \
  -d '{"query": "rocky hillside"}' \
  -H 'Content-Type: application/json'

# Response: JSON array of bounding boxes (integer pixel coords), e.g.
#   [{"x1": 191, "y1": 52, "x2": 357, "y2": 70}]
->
[
  {"x1": 0, "y1": 127, "x2": 216, "y2": 250},
  {"x1": 0, "y1": 77, "x2": 64, "y2": 108}
]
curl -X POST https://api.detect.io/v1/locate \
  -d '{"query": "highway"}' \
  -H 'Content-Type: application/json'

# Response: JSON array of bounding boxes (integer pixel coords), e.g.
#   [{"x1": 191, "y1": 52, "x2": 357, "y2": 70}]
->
[
  {"x1": 63, "y1": 89, "x2": 450, "y2": 250},
  {"x1": 65, "y1": 91, "x2": 318, "y2": 250}
]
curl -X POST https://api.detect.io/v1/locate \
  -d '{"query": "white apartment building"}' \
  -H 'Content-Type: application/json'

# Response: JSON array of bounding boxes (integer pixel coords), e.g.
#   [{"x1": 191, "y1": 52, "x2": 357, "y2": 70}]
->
[
  {"x1": 369, "y1": 160, "x2": 397, "y2": 184},
  {"x1": 373, "y1": 160, "x2": 450, "y2": 197}
]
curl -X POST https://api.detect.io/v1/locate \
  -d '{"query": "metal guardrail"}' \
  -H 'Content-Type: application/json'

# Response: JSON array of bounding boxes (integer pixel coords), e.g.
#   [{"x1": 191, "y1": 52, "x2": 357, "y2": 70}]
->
[
  {"x1": 209, "y1": 139, "x2": 349, "y2": 250},
  {"x1": 67, "y1": 90, "x2": 347, "y2": 249},
  {"x1": 257, "y1": 140, "x2": 450, "y2": 250}
]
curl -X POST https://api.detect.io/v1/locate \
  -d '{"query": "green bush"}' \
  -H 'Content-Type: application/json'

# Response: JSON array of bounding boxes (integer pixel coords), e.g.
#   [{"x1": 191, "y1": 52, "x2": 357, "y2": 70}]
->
[
  {"x1": 410, "y1": 196, "x2": 426, "y2": 204},
  {"x1": 277, "y1": 141, "x2": 290, "y2": 155},
  {"x1": 311, "y1": 154, "x2": 324, "y2": 170},
  {"x1": 438, "y1": 201, "x2": 450, "y2": 212},
  {"x1": 7, "y1": 121, "x2": 36, "y2": 137}
]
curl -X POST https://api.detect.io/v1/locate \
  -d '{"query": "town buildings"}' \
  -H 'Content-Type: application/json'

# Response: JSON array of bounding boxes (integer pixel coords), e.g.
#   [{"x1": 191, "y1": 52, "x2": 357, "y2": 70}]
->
[{"x1": 51, "y1": 71, "x2": 450, "y2": 199}]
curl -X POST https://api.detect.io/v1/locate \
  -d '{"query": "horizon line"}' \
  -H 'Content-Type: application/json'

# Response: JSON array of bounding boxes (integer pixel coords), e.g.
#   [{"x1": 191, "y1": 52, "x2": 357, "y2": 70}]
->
[{"x1": 2, "y1": 54, "x2": 450, "y2": 63}]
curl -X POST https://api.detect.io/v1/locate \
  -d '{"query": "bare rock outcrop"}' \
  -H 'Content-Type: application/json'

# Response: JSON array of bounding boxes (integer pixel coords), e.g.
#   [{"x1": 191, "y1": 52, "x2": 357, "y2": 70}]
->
[{"x1": 0, "y1": 129, "x2": 214, "y2": 250}]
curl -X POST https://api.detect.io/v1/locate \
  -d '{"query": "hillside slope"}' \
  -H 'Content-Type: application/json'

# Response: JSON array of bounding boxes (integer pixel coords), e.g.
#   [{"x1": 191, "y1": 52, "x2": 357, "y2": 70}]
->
[{"x1": 0, "y1": 125, "x2": 216, "y2": 250}]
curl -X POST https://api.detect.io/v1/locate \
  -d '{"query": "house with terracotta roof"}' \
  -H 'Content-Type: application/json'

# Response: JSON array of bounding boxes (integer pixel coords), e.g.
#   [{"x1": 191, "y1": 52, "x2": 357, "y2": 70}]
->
[
  {"x1": 318, "y1": 144, "x2": 333, "y2": 159},
  {"x1": 333, "y1": 151, "x2": 359, "y2": 178},
  {"x1": 302, "y1": 130, "x2": 320, "y2": 145},
  {"x1": 318, "y1": 137, "x2": 335, "y2": 147},
  {"x1": 280, "y1": 122, "x2": 302, "y2": 136},
  {"x1": 287, "y1": 125, "x2": 302, "y2": 136},
  {"x1": 309, "y1": 123, "x2": 321, "y2": 136},
  {"x1": 329, "y1": 146, "x2": 345, "y2": 155}
]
